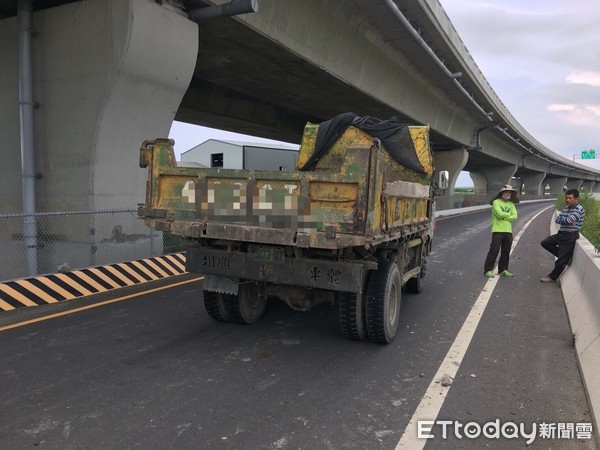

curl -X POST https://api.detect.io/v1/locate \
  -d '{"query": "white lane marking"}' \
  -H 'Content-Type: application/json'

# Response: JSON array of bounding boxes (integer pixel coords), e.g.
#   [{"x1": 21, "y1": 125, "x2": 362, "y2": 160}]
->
[{"x1": 395, "y1": 205, "x2": 553, "y2": 449}]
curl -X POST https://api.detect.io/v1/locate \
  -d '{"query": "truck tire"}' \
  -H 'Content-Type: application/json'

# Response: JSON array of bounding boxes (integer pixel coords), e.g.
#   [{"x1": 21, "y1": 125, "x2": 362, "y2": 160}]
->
[
  {"x1": 339, "y1": 290, "x2": 367, "y2": 341},
  {"x1": 203, "y1": 290, "x2": 232, "y2": 322},
  {"x1": 405, "y1": 256, "x2": 427, "y2": 293},
  {"x1": 224, "y1": 283, "x2": 267, "y2": 325},
  {"x1": 365, "y1": 260, "x2": 401, "y2": 344},
  {"x1": 405, "y1": 274, "x2": 421, "y2": 293},
  {"x1": 406, "y1": 246, "x2": 427, "y2": 293}
]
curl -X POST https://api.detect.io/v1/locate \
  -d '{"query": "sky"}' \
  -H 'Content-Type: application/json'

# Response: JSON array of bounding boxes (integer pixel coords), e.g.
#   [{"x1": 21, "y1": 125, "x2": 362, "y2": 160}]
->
[
  {"x1": 169, "y1": 0, "x2": 600, "y2": 185},
  {"x1": 168, "y1": 121, "x2": 294, "y2": 158},
  {"x1": 438, "y1": 0, "x2": 600, "y2": 183}
]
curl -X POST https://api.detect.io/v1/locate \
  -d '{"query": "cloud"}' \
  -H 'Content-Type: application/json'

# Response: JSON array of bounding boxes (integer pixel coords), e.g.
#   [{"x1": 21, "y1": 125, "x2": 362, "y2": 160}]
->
[
  {"x1": 547, "y1": 103, "x2": 600, "y2": 127},
  {"x1": 567, "y1": 71, "x2": 600, "y2": 87},
  {"x1": 547, "y1": 104, "x2": 576, "y2": 112},
  {"x1": 438, "y1": 0, "x2": 600, "y2": 159},
  {"x1": 587, "y1": 105, "x2": 600, "y2": 116}
]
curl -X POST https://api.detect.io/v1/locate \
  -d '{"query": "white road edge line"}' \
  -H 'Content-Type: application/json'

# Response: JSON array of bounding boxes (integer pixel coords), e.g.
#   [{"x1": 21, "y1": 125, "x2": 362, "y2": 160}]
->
[{"x1": 395, "y1": 205, "x2": 554, "y2": 450}]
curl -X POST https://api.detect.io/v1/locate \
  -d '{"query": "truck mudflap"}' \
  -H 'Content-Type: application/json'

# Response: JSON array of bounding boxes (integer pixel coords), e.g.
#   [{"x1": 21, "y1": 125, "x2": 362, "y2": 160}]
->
[{"x1": 186, "y1": 247, "x2": 364, "y2": 293}]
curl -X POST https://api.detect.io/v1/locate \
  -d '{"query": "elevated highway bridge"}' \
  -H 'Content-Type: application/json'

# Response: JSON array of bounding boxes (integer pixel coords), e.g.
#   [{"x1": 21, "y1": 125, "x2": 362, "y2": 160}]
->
[
  {"x1": 1, "y1": 0, "x2": 599, "y2": 216},
  {"x1": 1, "y1": 0, "x2": 600, "y2": 277},
  {"x1": 1, "y1": 3, "x2": 599, "y2": 443}
]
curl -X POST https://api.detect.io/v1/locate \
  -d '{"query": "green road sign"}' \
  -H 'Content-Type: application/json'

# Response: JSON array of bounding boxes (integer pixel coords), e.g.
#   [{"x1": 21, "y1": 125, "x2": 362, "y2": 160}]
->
[{"x1": 581, "y1": 150, "x2": 596, "y2": 159}]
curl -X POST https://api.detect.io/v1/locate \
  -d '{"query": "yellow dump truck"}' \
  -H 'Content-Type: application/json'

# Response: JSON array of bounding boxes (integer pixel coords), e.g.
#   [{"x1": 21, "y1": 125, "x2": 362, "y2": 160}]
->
[{"x1": 139, "y1": 113, "x2": 448, "y2": 344}]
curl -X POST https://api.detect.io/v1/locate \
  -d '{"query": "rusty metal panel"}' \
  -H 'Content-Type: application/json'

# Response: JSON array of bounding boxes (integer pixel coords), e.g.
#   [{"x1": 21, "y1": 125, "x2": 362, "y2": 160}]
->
[
  {"x1": 198, "y1": 176, "x2": 309, "y2": 228},
  {"x1": 140, "y1": 139, "x2": 200, "y2": 219},
  {"x1": 364, "y1": 142, "x2": 385, "y2": 237},
  {"x1": 295, "y1": 123, "x2": 319, "y2": 170},
  {"x1": 139, "y1": 117, "x2": 435, "y2": 251},
  {"x1": 296, "y1": 124, "x2": 431, "y2": 182},
  {"x1": 308, "y1": 181, "x2": 359, "y2": 233},
  {"x1": 386, "y1": 197, "x2": 429, "y2": 228},
  {"x1": 192, "y1": 169, "x2": 367, "y2": 234},
  {"x1": 408, "y1": 126, "x2": 434, "y2": 177},
  {"x1": 186, "y1": 246, "x2": 363, "y2": 292}
]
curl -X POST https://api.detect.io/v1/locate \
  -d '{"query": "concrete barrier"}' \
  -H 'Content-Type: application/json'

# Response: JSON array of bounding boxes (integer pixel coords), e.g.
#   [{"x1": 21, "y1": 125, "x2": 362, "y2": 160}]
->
[
  {"x1": 435, "y1": 198, "x2": 552, "y2": 219},
  {"x1": 552, "y1": 221, "x2": 600, "y2": 442}
]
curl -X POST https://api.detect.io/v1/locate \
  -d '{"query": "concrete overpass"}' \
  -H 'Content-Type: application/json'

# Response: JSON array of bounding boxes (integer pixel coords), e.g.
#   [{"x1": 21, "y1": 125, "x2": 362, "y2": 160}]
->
[{"x1": 2, "y1": 0, "x2": 600, "y2": 215}]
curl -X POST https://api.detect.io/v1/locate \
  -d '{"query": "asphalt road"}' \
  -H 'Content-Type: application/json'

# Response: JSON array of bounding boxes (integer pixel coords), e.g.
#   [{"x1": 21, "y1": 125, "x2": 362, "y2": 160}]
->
[{"x1": 0, "y1": 201, "x2": 596, "y2": 449}]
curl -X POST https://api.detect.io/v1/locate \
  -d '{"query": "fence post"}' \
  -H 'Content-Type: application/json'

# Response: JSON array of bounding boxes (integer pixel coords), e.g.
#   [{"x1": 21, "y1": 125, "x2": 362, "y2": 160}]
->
[{"x1": 150, "y1": 228, "x2": 155, "y2": 256}]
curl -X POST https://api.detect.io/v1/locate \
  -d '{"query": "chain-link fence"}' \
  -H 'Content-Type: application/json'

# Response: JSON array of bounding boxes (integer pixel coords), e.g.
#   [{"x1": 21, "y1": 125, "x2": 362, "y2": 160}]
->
[{"x1": 0, "y1": 210, "x2": 192, "y2": 282}]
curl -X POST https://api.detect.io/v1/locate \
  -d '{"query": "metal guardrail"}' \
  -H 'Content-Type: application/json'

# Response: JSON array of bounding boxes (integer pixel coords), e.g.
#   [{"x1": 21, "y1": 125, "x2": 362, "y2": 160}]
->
[{"x1": 0, "y1": 209, "x2": 192, "y2": 282}]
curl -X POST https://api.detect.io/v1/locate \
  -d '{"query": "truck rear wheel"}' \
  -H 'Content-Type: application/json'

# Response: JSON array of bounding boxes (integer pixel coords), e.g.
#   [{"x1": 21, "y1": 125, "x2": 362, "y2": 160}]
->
[
  {"x1": 339, "y1": 290, "x2": 367, "y2": 341},
  {"x1": 405, "y1": 274, "x2": 421, "y2": 294},
  {"x1": 405, "y1": 247, "x2": 427, "y2": 294},
  {"x1": 405, "y1": 256, "x2": 426, "y2": 294},
  {"x1": 366, "y1": 261, "x2": 401, "y2": 344},
  {"x1": 224, "y1": 283, "x2": 267, "y2": 325},
  {"x1": 203, "y1": 290, "x2": 232, "y2": 322}
]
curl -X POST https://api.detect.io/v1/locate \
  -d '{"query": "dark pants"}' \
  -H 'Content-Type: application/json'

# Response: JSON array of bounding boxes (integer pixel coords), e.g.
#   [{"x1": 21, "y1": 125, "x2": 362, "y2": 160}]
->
[
  {"x1": 484, "y1": 232, "x2": 513, "y2": 273},
  {"x1": 541, "y1": 231, "x2": 579, "y2": 280}
]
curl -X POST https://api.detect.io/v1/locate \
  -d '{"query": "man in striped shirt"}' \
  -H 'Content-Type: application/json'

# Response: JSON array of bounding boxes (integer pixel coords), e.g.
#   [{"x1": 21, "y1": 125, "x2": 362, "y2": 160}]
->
[{"x1": 540, "y1": 189, "x2": 585, "y2": 282}]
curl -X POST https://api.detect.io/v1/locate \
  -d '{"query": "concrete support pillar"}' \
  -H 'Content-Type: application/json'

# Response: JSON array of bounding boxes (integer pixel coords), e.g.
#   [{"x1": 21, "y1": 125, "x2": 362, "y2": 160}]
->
[
  {"x1": 1, "y1": 0, "x2": 198, "y2": 212},
  {"x1": 547, "y1": 177, "x2": 567, "y2": 195},
  {"x1": 580, "y1": 180, "x2": 595, "y2": 192},
  {"x1": 512, "y1": 177, "x2": 523, "y2": 194},
  {"x1": 520, "y1": 172, "x2": 546, "y2": 196},
  {"x1": 1, "y1": 0, "x2": 198, "y2": 275},
  {"x1": 566, "y1": 179, "x2": 583, "y2": 191},
  {"x1": 469, "y1": 164, "x2": 518, "y2": 195},
  {"x1": 432, "y1": 147, "x2": 468, "y2": 195},
  {"x1": 470, "y1": 172, "x2": 487, "y2": 195}
]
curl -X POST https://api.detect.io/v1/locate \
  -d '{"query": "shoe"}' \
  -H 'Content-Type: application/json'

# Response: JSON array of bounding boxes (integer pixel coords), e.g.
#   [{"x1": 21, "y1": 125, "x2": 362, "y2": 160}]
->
[
  {"x1": 540, "y1": 276, "x2": 555, "y2": 283},
  {"x1": 484, "y1": 271, "x2": 495, "y2": 278},
  {"x1": 499, "y1": 270, "x2": 514, "y2": 277}
]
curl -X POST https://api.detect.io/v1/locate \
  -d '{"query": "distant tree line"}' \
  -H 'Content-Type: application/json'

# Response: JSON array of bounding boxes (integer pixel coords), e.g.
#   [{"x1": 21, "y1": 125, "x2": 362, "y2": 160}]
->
[{"x1": 454, "y1": 187, "x2": 474, "y2": 195}]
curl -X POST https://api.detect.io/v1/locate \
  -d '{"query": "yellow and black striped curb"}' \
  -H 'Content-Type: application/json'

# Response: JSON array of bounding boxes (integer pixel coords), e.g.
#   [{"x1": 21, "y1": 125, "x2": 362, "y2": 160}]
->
[{"x1": 0, "y1": 253, "x2": 187, "y2": 312}]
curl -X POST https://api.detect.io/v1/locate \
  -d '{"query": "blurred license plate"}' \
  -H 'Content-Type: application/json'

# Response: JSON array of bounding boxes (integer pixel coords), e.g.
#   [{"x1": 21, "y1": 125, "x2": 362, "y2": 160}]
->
[{"x1": 254, "y1": 246, "x2": 284, "y2": 262}]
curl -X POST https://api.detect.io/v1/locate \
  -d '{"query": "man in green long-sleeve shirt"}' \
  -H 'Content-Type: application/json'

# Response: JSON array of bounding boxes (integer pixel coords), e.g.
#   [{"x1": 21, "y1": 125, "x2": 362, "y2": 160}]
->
[{"x1": 483, "y1": 184, "x2": 519, "y2": 278}]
